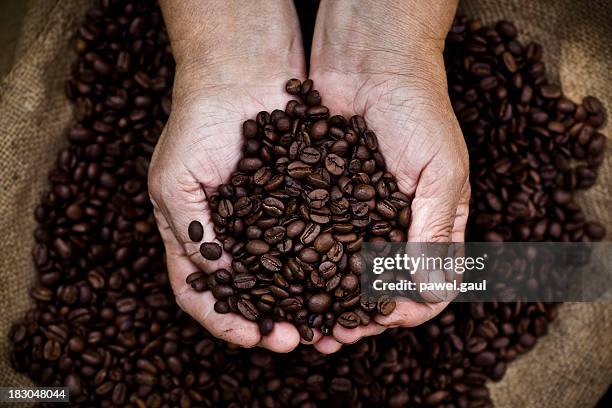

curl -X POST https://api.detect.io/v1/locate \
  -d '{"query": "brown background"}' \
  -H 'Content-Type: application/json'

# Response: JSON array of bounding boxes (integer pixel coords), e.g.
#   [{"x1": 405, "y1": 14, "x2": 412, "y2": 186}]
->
[{"x1": 0, "y1": 0, "x2": 610, "y2": 407}]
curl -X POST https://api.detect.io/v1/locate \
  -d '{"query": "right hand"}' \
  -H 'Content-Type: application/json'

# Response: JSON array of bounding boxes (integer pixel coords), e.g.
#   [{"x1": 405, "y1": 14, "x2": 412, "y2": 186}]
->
[{"x1": 150, "y1": 1, "x2": 307, "y2": 352}]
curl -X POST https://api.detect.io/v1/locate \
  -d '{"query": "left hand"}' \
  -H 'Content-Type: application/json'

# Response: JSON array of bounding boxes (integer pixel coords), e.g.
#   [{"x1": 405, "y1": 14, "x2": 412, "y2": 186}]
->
[{"x1": 308, "y1": 0, "x2": 470, "y2": 353}]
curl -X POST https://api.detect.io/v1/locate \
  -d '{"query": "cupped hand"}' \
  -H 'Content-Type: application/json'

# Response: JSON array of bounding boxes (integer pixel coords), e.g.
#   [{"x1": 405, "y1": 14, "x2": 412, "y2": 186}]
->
[
  {"x1": 308, "y1": 0, "x2": 470, "y2": 353},
  {"x1": 150, "y1": 0, "x2": 310, "y2": 352}
]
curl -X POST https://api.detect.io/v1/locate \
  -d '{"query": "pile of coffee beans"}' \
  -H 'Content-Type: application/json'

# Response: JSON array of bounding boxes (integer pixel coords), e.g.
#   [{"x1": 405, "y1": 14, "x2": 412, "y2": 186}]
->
[
  {"x1": 446, "y1": 17, "x2": 606, "y2": 242},
  {"x1": 186, "y1": 79, "x2": 409, "y2": 340},
  {"x1": 9, "y1": 1, "x2": 606, "y2": 407}
]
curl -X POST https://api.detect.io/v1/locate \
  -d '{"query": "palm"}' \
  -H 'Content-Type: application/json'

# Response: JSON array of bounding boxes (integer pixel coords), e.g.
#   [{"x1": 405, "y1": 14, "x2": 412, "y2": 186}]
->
[
  {"x1": 149, "y1": 81, "x2": 306, "y2": 352},
  {"x1": 305, "y1": 72, "x2": 470, "y2": 350}
]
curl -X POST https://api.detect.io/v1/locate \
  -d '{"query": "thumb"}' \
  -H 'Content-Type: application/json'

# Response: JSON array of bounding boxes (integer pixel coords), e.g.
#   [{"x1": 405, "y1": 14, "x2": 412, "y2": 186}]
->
[{"x1": 408, "y1": 147, "x2": 468, "y2": 242}]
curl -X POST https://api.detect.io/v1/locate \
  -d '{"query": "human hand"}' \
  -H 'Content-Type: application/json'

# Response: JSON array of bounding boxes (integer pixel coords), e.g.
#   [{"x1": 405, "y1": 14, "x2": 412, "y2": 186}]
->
[
  {"x1": 308, "y1": 0, "x2": 470, "y2": 353},
  {"x1": 149, "y1": 1, "x2": 307, "y2": 352}
]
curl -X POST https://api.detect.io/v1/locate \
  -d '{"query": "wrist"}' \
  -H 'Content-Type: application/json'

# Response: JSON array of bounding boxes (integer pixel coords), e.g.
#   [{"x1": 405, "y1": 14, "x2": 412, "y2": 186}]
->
[
  {"x1": 161, "y1": 0, "x2": 304, "y2": 89},
  {"x1": 312, "y1": 0, "x2": 455, "y2": 80}
]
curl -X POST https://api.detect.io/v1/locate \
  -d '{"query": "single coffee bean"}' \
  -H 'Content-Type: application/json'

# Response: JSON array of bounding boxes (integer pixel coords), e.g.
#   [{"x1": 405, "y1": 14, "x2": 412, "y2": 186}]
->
[
  {"x1": 200, "y1": 242, "x2": 222, "y2": 260},
  {"x1": 298, "y1": 324, "x2": 314, "y2": 341},
  {"x1": 233, "y1": 273, "x2": 257, "y2": 290},
  {"x1": 246, "y1": 240, "x2": 270, "y2": 255},
  {"x1": 188, "y1": 220, "x2": 204, "y2": 242},
  {"x1": 260, "y1": 254, "x2": 282, "y2": 272},
  {"x1": 286, "y1": 78, "x2": 302, "y2": 95},
  {"x1": 353, "y1": 184, "x2": 375, "y2": 201},
  {"x1": 337, "y1": 312, "x2": 360, "y2": 328},
  {"x1": 300, "y1": 146, "x2": 321, "y2": 164},
  {"x1": 313, "y1": 232, "x2": 335, "y2": 253},
  {"x1": 324, "y1": 154, "x2": 345, "y2": 176},
  {"x1": 300, "y1": 222, "x2": 321, "y2": 245},
  {"x1": 237, "y1": 298, "x2": 259, "y2": 321},
  {"x1": 307, "y1": 293, "x2": 332, "y2": 313},
  {"x1": 258, "y1": 317, "x2": 274, "y2": 335},
  {"x1": 377, "y1": 296, "x2": 396, "y2": 316}
]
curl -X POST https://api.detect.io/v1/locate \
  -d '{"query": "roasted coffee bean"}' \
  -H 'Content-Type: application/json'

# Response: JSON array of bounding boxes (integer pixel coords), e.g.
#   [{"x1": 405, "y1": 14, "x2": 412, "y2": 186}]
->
[
  {"x1": 310, "y1": 120, "x2": 328, "y2": 140},
  {"x1": 313, "y1": 232, "x2": 335, "y2": 253},
  {"x1": 188, "y1": 220, "x2": 204, "y2": 242},
  {"x1": 337, "y1": 312, "x2": 360, "y2": 328},
  {"x1": 298, "y1": 324, "x2": 314, "y2": 341},
  {"x1": 264, "y1": 226, "x2": 286, "y2": 244},
  {"x1": 287, "y1": 161, "x2": 312, "y2": 178},
  {"x1": 246, "y1": 240, "x2": 269, "y2": 255},
  {"x1": 233, "y1": 274, "x2": 257, "y2": 290},
  {"x1": 237, "y1": 298, "x2": 259, "y2": 321},
  {"x1": 286, "y1": 219, "x2": 306, "y2": 238},
  {"x1": 377, "y1": 297, "x2": 396, "y2": 316},
  {"x1": 308, "y1": 189, "x2": 329, "y2": 209},
  {"x1": 286, "y1": 78, "x2": 302, "y2": 95},
  {"x1": 258, "y1": 317, "x2": 274, "y2": 336},
  {"x1": 260, "y1": 254, "x2": 282, "y2": 272},
  {"x1": 324, "y1": 154, "x2": 345, "y2": 176},
  {"x1": 307, "y1": 293, "x2": 332, "y2": 313},
  {"x1": 353, "y1": 184, "x2": 376, "y2": 201},
  {"x1": 262, "y1": 197, "x2": 285, "y2": 217},
  {"x1": 300, "y1": 146, "x2": 321, "y2": 164},
  {"x1": 214, "y1": 301, "x2": 230, "y2": 314},
  {"x1": 300, "y1": 222, "x2": 321, "y2": 245},
  {"x1": 299, "y1": 248, "x2": 320, "y2": 264},
  {"x1": 319, "y1": 261, "x2": 337, "y2": 279},
  {"x1": 200, "y1": 242, "x2": 222, "y2": 260}
]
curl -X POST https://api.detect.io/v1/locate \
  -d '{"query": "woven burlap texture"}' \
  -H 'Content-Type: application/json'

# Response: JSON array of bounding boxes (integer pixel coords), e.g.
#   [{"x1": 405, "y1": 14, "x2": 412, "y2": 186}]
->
[{"x1": 0, "y1": 0, "x2": 610, "y2": 407}]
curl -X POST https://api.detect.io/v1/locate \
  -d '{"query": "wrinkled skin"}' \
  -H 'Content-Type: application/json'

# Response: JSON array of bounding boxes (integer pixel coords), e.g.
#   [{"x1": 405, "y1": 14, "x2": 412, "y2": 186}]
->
[{"x1": 149, "y1": 0, "x2": 469, "y2": 353}]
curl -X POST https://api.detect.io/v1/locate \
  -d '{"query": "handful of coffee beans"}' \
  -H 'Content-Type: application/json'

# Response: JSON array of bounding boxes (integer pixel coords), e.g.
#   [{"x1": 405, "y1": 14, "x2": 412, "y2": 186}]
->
[
  {"x1": 186, "y1": 79, "x2": 408, "y2": 340},
  {"x1": 9, "y1": 0, "x2": 607, "y2": 405}
]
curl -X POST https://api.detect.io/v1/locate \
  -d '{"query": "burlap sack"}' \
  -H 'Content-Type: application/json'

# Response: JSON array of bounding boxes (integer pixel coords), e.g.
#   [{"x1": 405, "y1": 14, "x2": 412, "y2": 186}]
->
[{"x1": 0, "y1": 0, "x2": 610, "y2": 407}]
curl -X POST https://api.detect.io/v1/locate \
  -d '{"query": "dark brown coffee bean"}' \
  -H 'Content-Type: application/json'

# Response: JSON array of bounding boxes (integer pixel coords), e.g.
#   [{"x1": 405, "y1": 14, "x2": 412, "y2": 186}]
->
[
  {"x1": 298, "y1": 324, "x2": 314, "y2": 341},
  {"x1": 298, "y1": 248, "x2": 320, "y2": 264},
  {"x1": 239, "y1": 157, "x2": 263, "y2": 172},
  {"x1": 286, "y1": 219, "x2": 306, "y2": 238},
  {"x1": 233, "y1": 273, "x2": 256, "y2": 290},
  {"x1": 260, "y1": 254, "x2": 282, "y2": 272},
  {"x1": 263, "y1": 197, "x2": 285, "y2": 217},
  {"x1": 319, "y1": 261, "x2": 337, "y2": 279},
  {"x1": 246, "y1": 240, "x2": 269, "y2": 255},
  {"x1": 212, "y1": 285, "x2": 234, "y2": 300},
  {"x1": 286, "y1": 78, "x2": 302, "y2": 95},
  {"x1": 308, "y1": 189, "x2": 329, "y2": 209},
  {"x1": 353, "y1": 184, "x2": 375, "y2": 201},
  {"x1": 307, "y1": 293, "x2": 332, "y2": 313},
  {"x1": 258, "y1": 317, "x2": 274, "y2": 335},
  {"x1": 324, "y1": 154, "x2": 345, "y2": 176},
  {"x1": 287, "y1": 161, "x2": 312, "y2": 178},
  {"x1": 311, "y1": 120, "x2": 328, "y2": 140},
  {"x1": 214, "y1": 301, "x2": 230, "y2": 314},
  {"x1": 300, "y1": 222, "x2": 321, "y2": 245},
  {"x1": 313, "y1": 232, "x2": 335, "y2": 253},
  {"x1": 337, "y1": 312, "x2": 359, "y2": 328},
  {"x1": 237, "y1": 298, "x2": 259, "y2": 321},
  {"x1": 377, "y1": 296, "x2": 396, "y2": 316},
  {"x1": 200, "y1": 242, "x2": 222, "y2": 260},
  {"x1": 188, "y1": 220, "x2": 204, "y2": 242}
]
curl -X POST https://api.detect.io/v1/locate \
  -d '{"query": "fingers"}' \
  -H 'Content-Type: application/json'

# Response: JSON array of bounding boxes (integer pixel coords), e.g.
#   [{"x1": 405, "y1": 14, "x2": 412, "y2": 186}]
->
[
  {"x1": 451, "y1": 180, "x2": 471, "y2": 243},
  {"x1": 257, "y1": 322, "x2": 301, "y2": 353},
  {"x1": 313, "y1": 336, "x2": 343, "y2": 354},
  {"x1": 374, "y1": 299, "x2": 448, "y2": 327},
  {"x1": 177, "y1": 290, "x2": 261, "y2": 348},
  {"x1": 333, "y1": 322, "x2": 386, "y2": 344}
]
